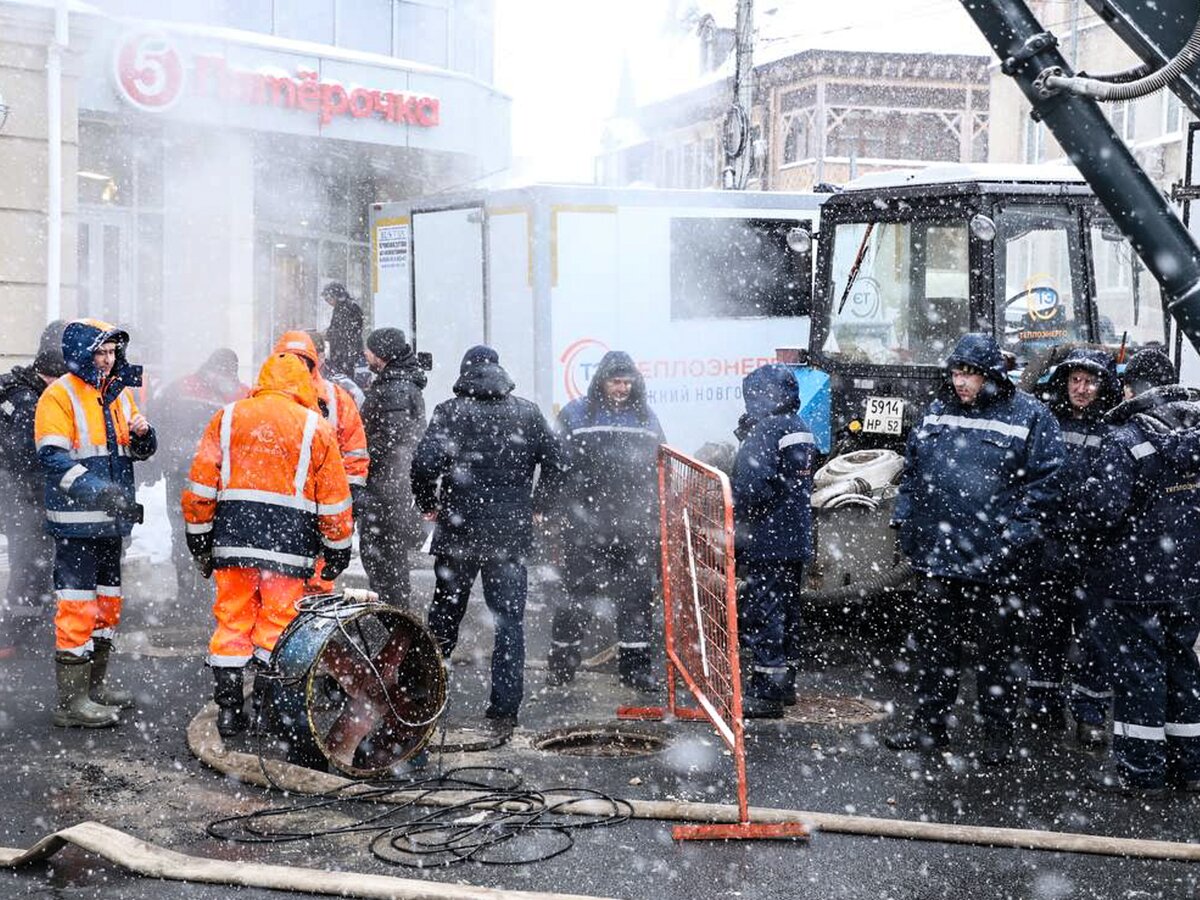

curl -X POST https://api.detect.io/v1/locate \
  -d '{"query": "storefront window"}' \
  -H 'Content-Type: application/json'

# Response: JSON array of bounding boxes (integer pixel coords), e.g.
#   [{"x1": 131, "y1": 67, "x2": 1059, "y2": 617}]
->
[
  {"x1": 274, "y1": 0, "x2": 335, "y2": 44},
  {"x1": 336, "y1": 0, "x2": 392, "y2": 55},
  {"x1": 396, "y1": 0, "x2": 449, "y2": 68}
]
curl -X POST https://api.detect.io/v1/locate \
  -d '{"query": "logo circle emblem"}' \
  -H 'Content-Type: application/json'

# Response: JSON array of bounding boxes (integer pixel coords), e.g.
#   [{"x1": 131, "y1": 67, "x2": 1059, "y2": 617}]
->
[
  {"x1": 113, "y1": 33, "x2": 185, "y2": 112},
  {"x1": 560, "y1": 337, "x2": 610, "y2": 401}
]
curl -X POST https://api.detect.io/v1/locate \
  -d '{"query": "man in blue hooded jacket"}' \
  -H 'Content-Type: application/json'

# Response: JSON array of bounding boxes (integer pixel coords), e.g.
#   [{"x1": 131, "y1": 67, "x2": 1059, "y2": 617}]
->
[
  {"x1": 1077, "y1": 348, "x2": 1200, "y2": 795},
  {"x1": 545, "y1": 350, "x2": 665, "y2": 692},
  {"x1": 886, "y1": 333, "x2": 1063, "y2": 764},
  {"x1": 412, "y1": 346, "x2": 560, "y2": 733},
  {"x1": 731, "y1": 364, "x2": 815, "y2": 719}
]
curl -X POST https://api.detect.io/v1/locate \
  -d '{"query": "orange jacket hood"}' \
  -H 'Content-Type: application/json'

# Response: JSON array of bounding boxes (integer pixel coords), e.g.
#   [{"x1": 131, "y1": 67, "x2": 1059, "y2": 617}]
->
[
  {"x1": 273, "y1": 331, "x2": 320, "y2": 370},
  {"x1": 253, "y1": 353, "x2": 319, "y2": 411}
]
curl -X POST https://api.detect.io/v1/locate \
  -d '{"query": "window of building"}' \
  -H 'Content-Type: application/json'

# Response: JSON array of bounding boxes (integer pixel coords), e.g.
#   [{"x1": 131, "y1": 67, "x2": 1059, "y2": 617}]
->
[
  {"x1": 335, "y1": 0, "x2": 393, "y2": 55},
  {"x1": 826, "y1": 109, "x2": 958, "y2": 162},
  {"x1": 1165, "y1": 90, "x2": 1184, "y2": 134},
  {"x1": 274, "y1": 0, "x2": 335, "y2": 44},
  {"x1": 681, "y1": 142, "x2": 698, "y2": 188},
  {"x1": 782, "y1": 114, "x2": 809, "y2": 165},
  {"x1": 1109, "y1": 99, "x2": 1137, "y2": 141},
  {"x1": 701, "y1": 137, "x2": 718, "y2": 188},
  {"x1": 396, "y1": 0, "x2": 450, "y2": 68},
  {"x1": 671, "y1": 218, "x2": 812, "y2": 319},
  {"x1": 662, "y1": 148, "x2": 677, "y2": 188},
  {"x1": 221, "y1": 0, "x2": 272, "y2": 33},
  {"x1": 748, "y1": 125, "x2": 763, "y2": 178},
  {"x1": 1023, "y1": 116, "x2": 1046, "y2": 163}
]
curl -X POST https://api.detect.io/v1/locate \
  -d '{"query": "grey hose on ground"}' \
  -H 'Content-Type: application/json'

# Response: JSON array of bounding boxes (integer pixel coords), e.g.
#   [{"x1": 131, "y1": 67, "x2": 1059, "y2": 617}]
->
[
  {"x1": 187, "y1": 703, "x2": 1200, "y2": 863},
  {"x1": 0, "y1": 821, "x2": 617, "y2": 900}
]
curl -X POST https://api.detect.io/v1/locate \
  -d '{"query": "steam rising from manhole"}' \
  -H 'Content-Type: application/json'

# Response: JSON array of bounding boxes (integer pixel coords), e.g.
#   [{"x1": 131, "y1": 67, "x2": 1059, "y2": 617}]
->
[
  {"x1": 784, "y1": 693, "x2": 887, "y2": 726},
  {"x1": 533, "y1": 726, "x2": 666, "y2": 758}
]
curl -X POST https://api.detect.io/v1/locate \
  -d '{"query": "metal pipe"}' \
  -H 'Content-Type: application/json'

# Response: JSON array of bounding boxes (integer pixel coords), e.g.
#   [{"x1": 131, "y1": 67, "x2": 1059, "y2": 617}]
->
[
  {"x1": 958, "y1": 0, "x2": 1200, "y2": 355},
  {"x1": 45, "y1": 0, "x2": 67, "y2": 323}
]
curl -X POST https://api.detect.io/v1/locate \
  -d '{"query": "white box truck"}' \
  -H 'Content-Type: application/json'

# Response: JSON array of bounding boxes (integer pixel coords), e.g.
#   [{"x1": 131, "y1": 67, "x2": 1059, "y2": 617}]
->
[{"x1": 369, "y1": 184, "x2": 823, "y2": 453}]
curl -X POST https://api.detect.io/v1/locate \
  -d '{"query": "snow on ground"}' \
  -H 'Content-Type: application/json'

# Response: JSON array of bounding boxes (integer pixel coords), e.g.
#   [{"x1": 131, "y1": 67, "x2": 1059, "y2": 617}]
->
[{"x1": 128, "y1": 477, "x2": 172, "y2": 565}]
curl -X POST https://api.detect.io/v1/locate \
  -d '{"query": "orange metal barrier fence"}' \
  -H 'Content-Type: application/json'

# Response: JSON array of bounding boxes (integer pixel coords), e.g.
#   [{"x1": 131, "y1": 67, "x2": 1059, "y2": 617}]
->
[{"x1": 619, "y1": 445, "x2": 807, "y2": 842}]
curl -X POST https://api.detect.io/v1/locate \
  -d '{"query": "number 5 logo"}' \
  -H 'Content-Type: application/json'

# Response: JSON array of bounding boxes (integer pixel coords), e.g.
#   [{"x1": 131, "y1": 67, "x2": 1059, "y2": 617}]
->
[{"x1": 113, "y1": 33, "x2": 185, "y2": 112}]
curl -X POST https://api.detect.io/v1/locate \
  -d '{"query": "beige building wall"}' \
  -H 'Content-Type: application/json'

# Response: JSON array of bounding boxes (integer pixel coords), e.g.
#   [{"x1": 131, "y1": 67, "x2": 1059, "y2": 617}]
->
[
  {"x1": 0, "y1": 5, "x2": 89, "y2": 367},
  {"x1": 987, "y1": 1, "x2": 1190, "y2": 187}
]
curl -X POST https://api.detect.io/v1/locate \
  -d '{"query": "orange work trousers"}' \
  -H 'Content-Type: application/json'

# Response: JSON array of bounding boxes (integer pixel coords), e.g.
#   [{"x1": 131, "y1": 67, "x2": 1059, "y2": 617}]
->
[{"x1": 209, "y1": 567, "x2": 305, "y2": 667}]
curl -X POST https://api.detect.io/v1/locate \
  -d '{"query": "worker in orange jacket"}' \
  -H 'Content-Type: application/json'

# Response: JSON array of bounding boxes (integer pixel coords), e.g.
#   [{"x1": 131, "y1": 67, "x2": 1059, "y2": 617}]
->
[
  {"x1": 272, "y1": 330, "x2": 368, "y2": 595},
  {"x1": 181, "y1": 352, "x2": 353, "y2": 737},
  {"x1": 34, "y1": 319, "x2": 156, "y2": 728}
]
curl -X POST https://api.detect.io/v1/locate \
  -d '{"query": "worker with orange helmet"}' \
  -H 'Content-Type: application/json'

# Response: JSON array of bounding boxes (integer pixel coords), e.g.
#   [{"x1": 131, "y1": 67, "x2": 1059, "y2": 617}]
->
[
  {"x1": 181, "y1": 352, "x2": 353, "y2": 737},
  {"x1": 272, "y1": 330, "x2": 368, "y2": 595}
]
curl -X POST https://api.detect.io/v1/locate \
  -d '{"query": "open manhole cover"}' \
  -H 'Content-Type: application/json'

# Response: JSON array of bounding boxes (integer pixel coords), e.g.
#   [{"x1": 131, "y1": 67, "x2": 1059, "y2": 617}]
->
[
  {"x1": 783, "y1": 692, "x2": 887, "y2": 726},
  {"x1": 533, "y1": 726, "x2": 666, "y2": 758}
]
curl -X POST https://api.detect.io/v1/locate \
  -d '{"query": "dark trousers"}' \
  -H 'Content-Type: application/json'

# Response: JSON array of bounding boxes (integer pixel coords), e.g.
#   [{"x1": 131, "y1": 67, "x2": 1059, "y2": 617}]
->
[
  {"x1": 738, "y1": 560, "x2": 804, "y2": 700},
  {"x1": 550, "y1": 543, "x2": 654, "y2": 658},
  {"x1": 1, "y1": 485, "x2": 54, "y2": 613},
  {"x1": 1095, "y1": 599, "x2": 1200, "y2": 787},
  {"x1": 908, "y1": 575, "x2": 1019, "y2": 738},
  {"x1": 427, "y1": 553, "x2": 527, "y2": 719},
  {"x1": 359, "y1": 506, "x2": 412, "y2": 610},
  {"x1": 1025, "y1": 569, "x2": 1073, "y2": 709}
]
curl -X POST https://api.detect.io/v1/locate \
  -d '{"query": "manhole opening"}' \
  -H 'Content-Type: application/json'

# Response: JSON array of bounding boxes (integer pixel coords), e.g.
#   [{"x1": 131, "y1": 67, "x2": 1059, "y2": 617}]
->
[
  {"x1": 533, "y1": 727, "x2": 666, "y2": 758},
  {"x1": 784, "y1": 693, "x2": 887, "y2": 726}
]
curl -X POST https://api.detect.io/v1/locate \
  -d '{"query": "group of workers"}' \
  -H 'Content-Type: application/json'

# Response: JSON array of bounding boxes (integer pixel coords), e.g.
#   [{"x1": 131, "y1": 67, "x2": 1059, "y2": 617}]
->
[{"x1": 2, "y1": 294, "x2": 1197, "y2": 798}]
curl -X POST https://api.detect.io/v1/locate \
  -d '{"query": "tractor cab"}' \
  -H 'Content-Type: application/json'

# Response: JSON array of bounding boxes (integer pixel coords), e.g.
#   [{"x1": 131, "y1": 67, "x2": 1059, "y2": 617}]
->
[{"x1": 808, "y1": 164, "x2": 1168, "y2": 454}]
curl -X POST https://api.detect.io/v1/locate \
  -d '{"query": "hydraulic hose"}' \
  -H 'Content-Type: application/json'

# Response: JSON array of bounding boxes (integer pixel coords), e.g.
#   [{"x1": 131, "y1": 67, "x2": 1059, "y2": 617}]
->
[{"x1": 1042, "y1": 13, "x2": 1200, "y2": 101}]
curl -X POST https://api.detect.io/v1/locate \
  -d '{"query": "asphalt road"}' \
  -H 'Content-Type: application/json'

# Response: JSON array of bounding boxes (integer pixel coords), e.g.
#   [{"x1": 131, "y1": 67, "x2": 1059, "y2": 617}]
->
[{"x1": 1, "y1": 558, "x2": 1198, "y2": 900}]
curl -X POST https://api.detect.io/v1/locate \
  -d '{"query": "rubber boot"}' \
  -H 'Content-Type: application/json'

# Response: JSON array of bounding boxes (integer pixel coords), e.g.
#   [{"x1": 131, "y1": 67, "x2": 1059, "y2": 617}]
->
[
  {"x1": 618, "y1": 647, "x2": 659, "y2": 693},
  {"x1": 53, "y1": 655, "x2": 120, "y2": 728},
  {"x1": 213, "y1": 667, "x2": 249, "y2": 738},
  {"x1": 781, "y1": 665, "x2": 799, "y2": 706},
  {"x1": 89, "y1": 638, "x2": 135, "y2": 709},
  {"x1": 248, "y1": 671, "x2": 272, "y2": 736},
  {"x1": 546, "y1": 642, "x2": 581, "y2": 687}
]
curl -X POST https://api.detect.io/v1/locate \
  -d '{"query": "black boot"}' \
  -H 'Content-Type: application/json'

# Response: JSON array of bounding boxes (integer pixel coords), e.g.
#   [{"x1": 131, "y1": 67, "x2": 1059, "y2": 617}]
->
[
  {"x1": 781, "y1": 665, "x2": 798, "y2": 706},
  {"x1": 618, "y1": 647, "x2": 659, "y2": 693},
  {"x1": 546, "y1": 642, "x2": 581, "y2": 687},
  {"x1": 742, "y1": 694, "x2": 785, "y2": 719},
  {"x1": 212, "y1": 667, "x2": 248, "y2": 738}
]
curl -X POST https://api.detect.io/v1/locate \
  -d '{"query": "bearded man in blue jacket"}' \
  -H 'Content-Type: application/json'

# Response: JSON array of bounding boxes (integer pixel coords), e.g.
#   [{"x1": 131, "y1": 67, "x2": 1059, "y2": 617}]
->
[{"x1": 886, "y1": 333, "x2": 1064, "y2": 765}]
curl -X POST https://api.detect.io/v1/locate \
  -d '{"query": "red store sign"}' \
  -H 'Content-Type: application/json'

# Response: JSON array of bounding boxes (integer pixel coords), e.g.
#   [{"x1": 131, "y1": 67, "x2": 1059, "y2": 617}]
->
[{"x1": 114, "y1": 32, "x2": 440, "y2": 128}]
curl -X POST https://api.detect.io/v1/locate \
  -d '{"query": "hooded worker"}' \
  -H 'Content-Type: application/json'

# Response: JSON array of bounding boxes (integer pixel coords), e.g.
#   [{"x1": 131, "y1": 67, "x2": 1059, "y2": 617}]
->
[
  {"x1": 34, "y1": 318, "x2": 157, "y2": 728},
  {"x1": 273, "y1": 330, "x2": 368, "y2": 595},
  {"x1": 182, "y1": 352, "x2": 352, "y2": 737},
  {"x1": 886, "y1": 333, "x2": 1064, "y2": 765}
]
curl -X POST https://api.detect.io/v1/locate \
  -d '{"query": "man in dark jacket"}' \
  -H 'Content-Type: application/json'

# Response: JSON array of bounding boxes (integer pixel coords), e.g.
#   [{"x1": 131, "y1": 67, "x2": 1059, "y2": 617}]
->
[
  {"x1": 0, "y1": 348, "x2": 68, "y2": 648},
  {"x1": 545, "y1": 350, "x2": 665, "y2": 692},
  {"x1": 153, "y1": 349, "x2": 247, "y2": 605},
  {"x1": 731, "y1": 364, "x2": 815, "y2": 719},
  {"x1": 1026, "y1": 347, "x2": 1121, "y2": 745},
  {"x1": 360, "y1": 327, "x2": 426, "y2": 608},
  {"x1": 412, "y1": 346, "x2": 560, "y2": 732},
  {"x1": 886, "y1": 333, "x2": 1063, "y2": 764},
  {"x1": 321, "y1": 282, "x2": 368, "y2": 388},
  {"x1": 1076, "y1": 348, "x2": 1200, "y2": 795}
]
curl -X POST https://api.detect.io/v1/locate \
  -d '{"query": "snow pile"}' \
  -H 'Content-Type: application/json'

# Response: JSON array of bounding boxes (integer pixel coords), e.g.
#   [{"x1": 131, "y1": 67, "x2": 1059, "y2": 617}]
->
[{"x1": 128, "y1": 477, "x2": 173, "y2": 565}]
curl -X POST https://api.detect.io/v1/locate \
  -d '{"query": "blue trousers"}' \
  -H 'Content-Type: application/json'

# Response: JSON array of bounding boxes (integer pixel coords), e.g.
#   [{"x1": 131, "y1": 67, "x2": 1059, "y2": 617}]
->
[
  {"x1": 550, "y1": 542, "x2": 654, "y2": 655},
  {"x1": 738, "y1": 561, "x2": 805, "y2": 701},
  {"x1": 427, "y1": 553, "x2": 527, "y2": 720},
  {"x1": 1095, "y1": 599, "x2": 1200, "y2": 787}
]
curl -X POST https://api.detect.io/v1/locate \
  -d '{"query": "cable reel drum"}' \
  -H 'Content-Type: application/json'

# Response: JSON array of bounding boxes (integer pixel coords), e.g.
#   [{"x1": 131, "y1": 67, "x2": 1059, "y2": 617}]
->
[{"x1": 266, "y1": 593, "x2": 447, "y2": 777}]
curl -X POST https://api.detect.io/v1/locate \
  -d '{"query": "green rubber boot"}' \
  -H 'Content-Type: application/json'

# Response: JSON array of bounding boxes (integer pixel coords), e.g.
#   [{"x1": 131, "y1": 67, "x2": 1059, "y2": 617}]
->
[
  {"x1": 53, "y1": 656, "x2": 120, "y2": 728},
  {"x1": 90, "y1": 638, "x2": 135, "y2": 709}
]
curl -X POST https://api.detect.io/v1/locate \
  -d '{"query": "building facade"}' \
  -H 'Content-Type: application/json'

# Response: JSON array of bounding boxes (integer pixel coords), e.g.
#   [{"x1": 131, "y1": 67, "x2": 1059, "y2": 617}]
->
[
  {"x1": 0, "y1": 0, "x2": 508, "y2": 380},
  {"x1": 987, "y1": 0, "x2": 1192, "y2": 187},
  {"x1": 597, "y1": 31, "x2": 990, "y2": 193}
]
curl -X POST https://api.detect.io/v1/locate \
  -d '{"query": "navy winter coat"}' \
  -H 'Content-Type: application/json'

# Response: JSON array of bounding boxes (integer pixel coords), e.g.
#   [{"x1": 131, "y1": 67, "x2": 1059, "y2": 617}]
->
[
  {"x1": 894, "y1": 333, "x2": 1064, "y2": 583},
  {"x1": 0, "y1": 366, "x2": 49, "y2": 500},
  {"x1": 557, "y1": 351, "x2": 665, "y2": 548},
  {"x1": 411, "y1": 347, "x2": 560, "y2": 559},
  {"x1": 731, "y1": 364, "x2": 815, "y2": 564},
  {"x1": 361, "y1": 353, "x2": 427, "y2": 547},
  {"x1": 1076, "y1": 386, "x2": 1200, "y2": 605}
]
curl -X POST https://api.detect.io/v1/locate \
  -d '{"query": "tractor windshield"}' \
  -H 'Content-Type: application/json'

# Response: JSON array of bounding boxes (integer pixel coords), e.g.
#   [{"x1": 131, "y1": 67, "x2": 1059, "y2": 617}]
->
[{"x1": 823, "y1": 219, "x2": 970, "y2": 366}]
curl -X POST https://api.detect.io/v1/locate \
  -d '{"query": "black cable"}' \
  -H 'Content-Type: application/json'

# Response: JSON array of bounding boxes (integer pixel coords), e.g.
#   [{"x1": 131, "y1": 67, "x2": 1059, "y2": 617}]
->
[{"x1": 206, "y1": 767, "x2": 633, "y2": 869}]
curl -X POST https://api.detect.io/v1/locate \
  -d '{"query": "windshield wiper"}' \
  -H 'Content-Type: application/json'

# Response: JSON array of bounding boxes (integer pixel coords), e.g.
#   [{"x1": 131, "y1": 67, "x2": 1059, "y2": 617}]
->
[{"x1": 835, "y1": 222, "x2": 876, "y2": 316}]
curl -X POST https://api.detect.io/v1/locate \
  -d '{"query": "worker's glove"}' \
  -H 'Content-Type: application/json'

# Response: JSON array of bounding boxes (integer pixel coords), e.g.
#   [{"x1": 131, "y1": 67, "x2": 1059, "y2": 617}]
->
[
  {"x1": 186, "y1": 531, "x2": 215, "y2": 579},
  {"x1": 321, "y1": 545, "x2": 352, "y2": 581},
  {"x1": 97, "y1": 483, "x2": 144, "y2": 524}
]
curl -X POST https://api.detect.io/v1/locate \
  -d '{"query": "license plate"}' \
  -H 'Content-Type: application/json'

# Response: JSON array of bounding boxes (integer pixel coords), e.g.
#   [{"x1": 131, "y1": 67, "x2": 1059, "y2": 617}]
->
[{"x1": 862, "y1": 397, "x2": 904, "y2": 435}]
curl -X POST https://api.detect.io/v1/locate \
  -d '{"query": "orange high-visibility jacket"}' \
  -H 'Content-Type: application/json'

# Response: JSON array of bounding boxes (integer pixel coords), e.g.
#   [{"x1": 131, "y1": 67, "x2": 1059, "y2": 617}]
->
[
  {"x1": 181, "y1": 353, "x2": 353, "y2": 578},
  {"x1": 272, "y1": 331, "x2": 368, "y2": 487}
]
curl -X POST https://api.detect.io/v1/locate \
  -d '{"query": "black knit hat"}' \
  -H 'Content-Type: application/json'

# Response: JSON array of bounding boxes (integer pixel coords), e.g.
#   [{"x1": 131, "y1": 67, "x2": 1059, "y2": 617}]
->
[
  {"x1": 33, "y1": 348, "x2": 67, "y2": 377},
  {"x1": 366, "y1": 327, "x2": 411, "y2": 364},
  {"x1": 460, "y1": 344, "x2": 499, "y2": 373},
  {"x1": 1123, "y1": 347, "x2": 1177, "y2": 393}
]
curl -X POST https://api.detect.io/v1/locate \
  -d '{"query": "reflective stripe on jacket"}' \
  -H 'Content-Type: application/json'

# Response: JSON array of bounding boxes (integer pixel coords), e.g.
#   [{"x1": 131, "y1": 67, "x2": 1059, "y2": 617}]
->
[{"x1": 181, "y1": 353, "x2": 353, "y2": 578}]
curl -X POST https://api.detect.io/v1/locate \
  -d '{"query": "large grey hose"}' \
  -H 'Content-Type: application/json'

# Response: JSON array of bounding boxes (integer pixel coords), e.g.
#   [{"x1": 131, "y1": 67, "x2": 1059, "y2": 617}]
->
[{"x1": 1042, "y1": 13, "x2": 1200, "y2": 101}]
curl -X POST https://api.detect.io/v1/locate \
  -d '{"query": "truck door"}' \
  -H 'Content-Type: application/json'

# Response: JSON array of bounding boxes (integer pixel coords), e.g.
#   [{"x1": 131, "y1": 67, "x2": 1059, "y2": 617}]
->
[{"x1": 412, "y1": 205, "x2": 486, "y2": 403}]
